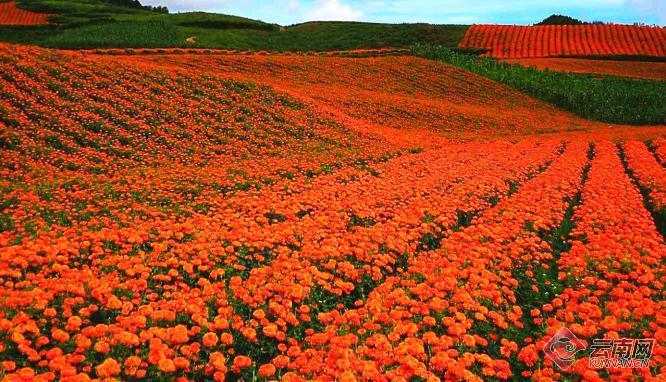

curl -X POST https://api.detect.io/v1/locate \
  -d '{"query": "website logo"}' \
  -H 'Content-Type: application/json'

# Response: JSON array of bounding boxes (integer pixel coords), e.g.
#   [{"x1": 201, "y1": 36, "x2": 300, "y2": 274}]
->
[
  {"x1": 543, "y1": 327, "x2": 655, "y2": 371},
  {"x1": 543, "y1": 327, "x2": 587, "y2": 370}
]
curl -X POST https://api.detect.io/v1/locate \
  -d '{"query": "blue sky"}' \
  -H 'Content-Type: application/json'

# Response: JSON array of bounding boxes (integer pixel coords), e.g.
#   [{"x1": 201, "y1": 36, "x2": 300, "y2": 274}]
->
[{"x1": 142, "y1": 0, "x2": 665, "y2": 25}]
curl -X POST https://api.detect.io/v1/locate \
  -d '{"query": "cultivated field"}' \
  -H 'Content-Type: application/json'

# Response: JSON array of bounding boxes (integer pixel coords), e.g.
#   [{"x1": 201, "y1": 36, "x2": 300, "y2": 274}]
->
[
  {"x1": 503, "y1": 58, "x2": 666, "y2": 80},
  {"x1": 0, "y1": 40, "x2": 664, "y2": 381},
  {"x1": 0, "y1": 1, "x2": 467, "y2": 50},
  {"x1": 414, "y1": 45, "x2": 665, "y2": 125},
  {"x1": 94, "y1": 52, "x2": 621, "y2": 136},
  {"x1": 459, "y1": 24, "x2": 666, "y2": 58},
  {"x1": 0, "y1": 1, "x2": 50, "y2": 25}
]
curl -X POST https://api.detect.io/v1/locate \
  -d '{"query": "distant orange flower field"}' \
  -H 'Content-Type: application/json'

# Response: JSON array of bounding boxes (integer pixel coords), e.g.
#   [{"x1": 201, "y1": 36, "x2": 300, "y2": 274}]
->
[
  {"x1": 459, "y1": 24, "x2": 666, "y2": 58},
  {"x1": 0, "y1": 2, "x2": 50, "y2": 26}
]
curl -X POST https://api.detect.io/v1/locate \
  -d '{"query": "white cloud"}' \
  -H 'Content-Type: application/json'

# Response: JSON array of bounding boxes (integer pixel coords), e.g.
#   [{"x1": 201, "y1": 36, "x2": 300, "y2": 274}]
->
[
  {"x1": 289, "y1": 0, "x2": 301, "y2": 12},
  {"x1": 626, "y1": 0, "x2": 666, "y2": 23},
  {"x1": 304, "y1": 0, "x2": 363, "y2": 21}
]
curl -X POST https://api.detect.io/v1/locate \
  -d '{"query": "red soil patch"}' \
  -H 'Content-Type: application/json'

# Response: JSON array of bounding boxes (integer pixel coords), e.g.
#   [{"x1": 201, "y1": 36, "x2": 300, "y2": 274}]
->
[
  {"x1": 0, "y1": 1, "x2": 50, "y2": 25},
  {"x1": 504, "y1": 57, "x2": 666, "y2": 80},
  {"x1": 459, "y1": 24, "x2": 666, "y2": 58}
]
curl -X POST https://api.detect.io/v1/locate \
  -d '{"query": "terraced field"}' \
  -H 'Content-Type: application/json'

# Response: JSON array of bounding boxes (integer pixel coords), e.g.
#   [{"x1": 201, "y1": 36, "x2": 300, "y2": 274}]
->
[
  {"x1": 459, "y1": 24, "x2": 666, "y2": 58},
  {"x1": 0, "y1": 43, "x2": 664, "y2": 381},
  {"x1": 0, "y1": 1, "x2": 50, "y2": 25}
]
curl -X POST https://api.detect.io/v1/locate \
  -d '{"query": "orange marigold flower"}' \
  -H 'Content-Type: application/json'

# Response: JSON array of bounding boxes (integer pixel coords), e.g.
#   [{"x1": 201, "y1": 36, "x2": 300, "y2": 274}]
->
[
  {"x1": 158, "y1": 358, "x2": 176, "y2": 373},
  {"x1": 52, "y1": 329, "x2": 70, "y2": 343},
  {"x1": 203, "y1": 332, "x2": 218, "y2": 347},
  {"x1": 124, "y1": 356, "x2": 141, "y2": 368},
  {"x1": 93, "y1": 340, "x2": 110, "y2": 354},
  {"x1": 220, "y1": 332, "x2": 234, "y2": 346},
  {"x1": 240, "y1": 327, "x2": 257, "y2": 341},
  {"x1": 252, "y1": 309, "x2": 266, "y2": 320},
  {"x1": 65, "y1": 316, "x2": 82, "y2": 331},
  {"x1": 213, "y1": 317, "x2": 230, "y2": 330},
  {"x1": 258, "y1": 363, "x2": 276, "y2": 378},
  {"x1": 44, "y1": 308, "x2": 57, "y2": 317},
  {"x1": 116, "y1": 331, "x2": 140, "y2": 347},
  {"x1": 262, "y1": 324, "x2": 278, "y2": 338},
  {"x1": 273, "y1": 355, "x2": 290, "y2": 368},
  {"x1": 171, "y1": 325, "x2": 189, "y2": 344},
  {"x1": 2, "y1": 361, "x2": 16, "y2": 372},
  {"x1": 95, "y1": 358, "x2": 121, "y2": 377},
  {"x1": 106, "y1": 295, "x2": 122, "y2": 310},
  {"x1": 517, "y1": 344, "x2": 539, "y2": 366},
  {"x1": 231, "y1": 356, "x2": 253, "y2": 373},
  {"x1": 173, "y1": 357, "x2": 190, "y2": 370},
  {"x1": 209, "y1": 352, "x2": 227, "y2": 372}
]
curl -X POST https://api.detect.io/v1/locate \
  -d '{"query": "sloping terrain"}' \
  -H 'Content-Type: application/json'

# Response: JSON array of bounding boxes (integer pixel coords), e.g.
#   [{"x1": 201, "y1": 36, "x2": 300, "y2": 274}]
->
[
  {"x1": 0, "y1": 43, "x2": 402, "y2": 194},
  {"x1": 94, "y1": 51, "x2": 666, "y2": 138},
  {"x1": 459, "y1": 24, "x2": 666, "y2": 58},
  {"x1": 0, "y1": 43, "x2": 664, "y2": 381},
  {"x1": 415, "y1": 45, "x2": 666, "y2": 125},
  {"x1": 504, "y1": 57, "x2": 666, "y2": 80}
]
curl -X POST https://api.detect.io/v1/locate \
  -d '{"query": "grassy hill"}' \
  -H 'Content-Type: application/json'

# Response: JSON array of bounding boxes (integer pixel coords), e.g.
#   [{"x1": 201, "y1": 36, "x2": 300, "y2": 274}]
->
[{"x1": 0, "y1": 0, "x2": 468, "y2": 50}]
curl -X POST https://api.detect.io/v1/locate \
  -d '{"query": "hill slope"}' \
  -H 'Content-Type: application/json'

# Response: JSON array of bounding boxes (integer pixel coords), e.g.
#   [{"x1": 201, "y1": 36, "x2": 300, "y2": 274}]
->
[
  {"x1": 0, "y1": 0, "x2": 468, "y2": 50},
  {"x1": 99, "y1": 49, "x2": 666, "y2": 133}
]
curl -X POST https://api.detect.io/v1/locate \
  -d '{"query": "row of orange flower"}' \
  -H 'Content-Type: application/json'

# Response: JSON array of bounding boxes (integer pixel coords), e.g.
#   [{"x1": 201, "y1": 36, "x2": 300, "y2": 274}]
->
[
  {"x1": 623, "y1": 140, "x2": 666, "y2": 209},
  {"x1": 0, "y1": 2, "x2": 50, "y2": 26},
  {"x1": 275, "y1": 141, "x2": 592, "y2": 380},
  {"x1": 528, "y1": 142, "x2": 665, "y2": 380},
  {"x1": 459, "y1": 24, "x2": 666, "y2": 58},
  {"x1": 652, "y1": 138, "x2": 666, "y2": 166}
]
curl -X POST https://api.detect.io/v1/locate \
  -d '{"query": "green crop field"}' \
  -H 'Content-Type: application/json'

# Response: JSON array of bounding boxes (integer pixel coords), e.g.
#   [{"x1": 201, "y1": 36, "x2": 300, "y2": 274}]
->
[
  {"x1": 0, "y1": 0, "x2": 468, "y2": 50},
  {"x1": 414, "y1": 45, "x2": 666, "y2": 125}
]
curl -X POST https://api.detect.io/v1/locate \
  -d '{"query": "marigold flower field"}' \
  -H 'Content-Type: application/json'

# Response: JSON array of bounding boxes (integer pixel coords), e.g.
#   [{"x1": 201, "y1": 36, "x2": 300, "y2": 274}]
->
[
  {"x1": 459, "y1": 24, "x2": 666, "y2": 58},
  {"x1": 0, "y1": 2, "x2": 50, "y2": 26},
  {"x1": 0, "y1": 41, "x2": 664, "y2": 382}
]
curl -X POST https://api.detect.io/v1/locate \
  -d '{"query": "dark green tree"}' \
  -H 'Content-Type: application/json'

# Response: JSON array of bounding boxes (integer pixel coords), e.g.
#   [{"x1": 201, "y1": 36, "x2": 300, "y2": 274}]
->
[{"x1": 536, "y1": 14, "x2": 584, "y2": 25}]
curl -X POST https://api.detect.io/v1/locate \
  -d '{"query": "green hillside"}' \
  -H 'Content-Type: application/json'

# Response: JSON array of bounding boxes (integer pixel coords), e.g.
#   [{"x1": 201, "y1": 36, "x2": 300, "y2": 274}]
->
[
  {"x1": 0, "y1": 0, "x2": 468, "y2": 50},
  {"x1": 414, "y1": 45, "x2": 666, "y2": 125}
]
